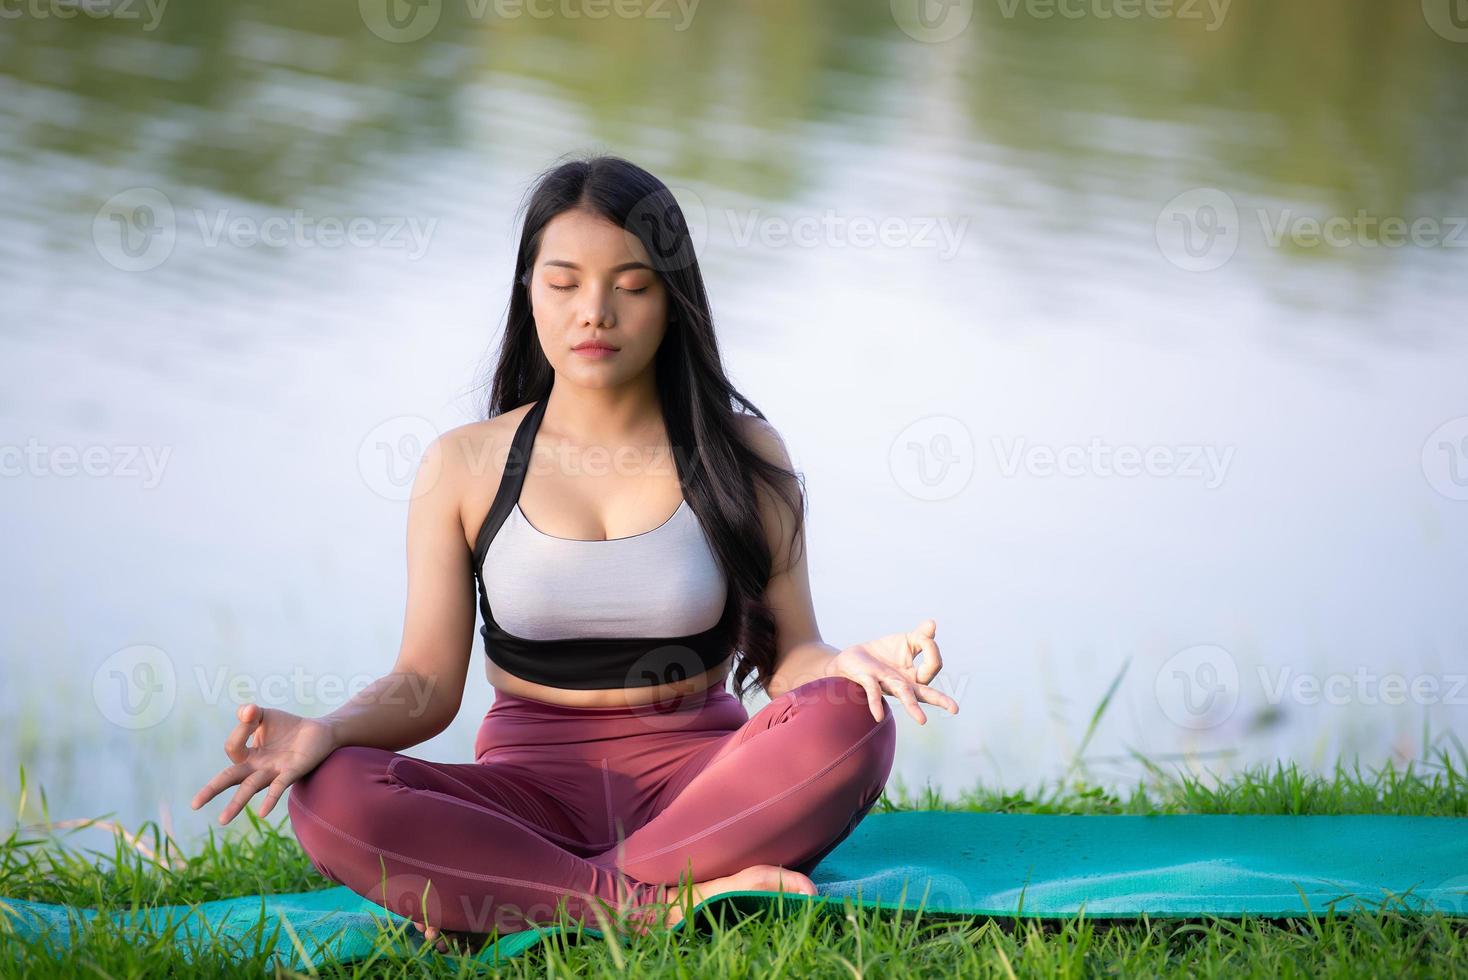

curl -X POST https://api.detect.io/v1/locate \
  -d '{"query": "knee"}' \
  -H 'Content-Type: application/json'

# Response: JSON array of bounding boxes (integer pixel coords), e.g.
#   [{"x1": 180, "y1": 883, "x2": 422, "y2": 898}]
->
[
  {"x1": 288, "y1": 745, "x2": 394, "y2": 846},
  {"x1": 794, "y1": 675, "x2": 896, "y2": 781}
]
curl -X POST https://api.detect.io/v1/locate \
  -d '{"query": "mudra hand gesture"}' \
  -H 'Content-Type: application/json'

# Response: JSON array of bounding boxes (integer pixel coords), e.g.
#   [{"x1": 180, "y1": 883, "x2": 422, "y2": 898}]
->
[{"x1": 822, "y1": 618, "x2": 959, "y2": 724}]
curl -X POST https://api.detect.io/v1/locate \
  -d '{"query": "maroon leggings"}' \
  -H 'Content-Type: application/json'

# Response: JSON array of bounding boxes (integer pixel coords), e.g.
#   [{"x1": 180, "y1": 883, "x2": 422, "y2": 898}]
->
[{"x1": 286, "y1": 675, "x2": 896, "y2": 936}]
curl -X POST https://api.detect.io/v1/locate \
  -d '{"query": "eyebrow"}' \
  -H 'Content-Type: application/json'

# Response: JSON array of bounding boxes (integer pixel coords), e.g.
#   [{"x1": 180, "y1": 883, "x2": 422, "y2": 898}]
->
[{"x1": 541, "y1": 260, "x2": 653, "y2": 273}]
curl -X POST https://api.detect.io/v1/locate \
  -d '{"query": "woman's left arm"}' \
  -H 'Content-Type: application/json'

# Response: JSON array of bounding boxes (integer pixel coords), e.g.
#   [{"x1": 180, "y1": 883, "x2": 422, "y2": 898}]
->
[{"x1": 739, "y1": 417, "x2": 960, "y2": 725}]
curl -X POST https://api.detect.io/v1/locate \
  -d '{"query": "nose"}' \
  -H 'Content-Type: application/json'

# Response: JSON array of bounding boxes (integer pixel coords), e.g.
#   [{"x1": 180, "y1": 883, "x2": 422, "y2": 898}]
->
[{"x1": 576, "y1": 283, "x2": 616, "y2": 330}]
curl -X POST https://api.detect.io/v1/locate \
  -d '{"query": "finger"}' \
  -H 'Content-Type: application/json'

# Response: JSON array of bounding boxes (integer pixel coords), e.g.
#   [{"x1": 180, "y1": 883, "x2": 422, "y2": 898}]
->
[
  {"x1": 882, "y1": 674, "x2": 927, "y2": 725},
  {"x1": 855, "y1": 674, "x2": 885, "y2": 724},
  {"x1": 914, "y1": 632, "x2": 944, "y2": 685},
  {"x1": 913, "y1": 682, "x2": 960, "y2": 715},
  {"x1": 889, "y1": 633, "x2": 917, "y2": 671},
  {"x1": 191, "y1": 762, "x2": 251, "y2": 810},
  {"x1": 220, "y1": 768, "x2": 274, "y2": 825},
  {"x1": 255, "y1": 771, "x2": 296, "y2": 819},
  {"x1": 224, "y1": 704, "x2": 264, "y2": 764}
]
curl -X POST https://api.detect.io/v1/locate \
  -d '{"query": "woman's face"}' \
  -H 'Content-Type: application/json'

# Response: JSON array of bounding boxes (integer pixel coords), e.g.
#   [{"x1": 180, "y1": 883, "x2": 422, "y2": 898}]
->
[{"x1": 526, "y1": 208, "x2": 670, "y2": 388}]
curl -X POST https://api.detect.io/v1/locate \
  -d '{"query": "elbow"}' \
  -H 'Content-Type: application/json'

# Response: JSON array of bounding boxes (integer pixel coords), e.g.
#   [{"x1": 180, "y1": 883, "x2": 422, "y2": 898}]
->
[{"x1": 395, "y1": 669, "x2": 463, "y2": 739}]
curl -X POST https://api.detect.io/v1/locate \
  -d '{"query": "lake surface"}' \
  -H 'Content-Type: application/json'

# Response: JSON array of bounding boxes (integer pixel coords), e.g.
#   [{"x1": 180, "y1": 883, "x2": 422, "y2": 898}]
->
[{"x1": 2, "y1": 0, "x2": 1466, "y2": 842}]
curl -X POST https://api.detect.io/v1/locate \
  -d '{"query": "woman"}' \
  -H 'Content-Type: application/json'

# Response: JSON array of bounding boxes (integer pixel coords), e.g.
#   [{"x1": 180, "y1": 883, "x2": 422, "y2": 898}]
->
[{"x1": 191, "y1": 154, "x2": 958, "y2": 948}]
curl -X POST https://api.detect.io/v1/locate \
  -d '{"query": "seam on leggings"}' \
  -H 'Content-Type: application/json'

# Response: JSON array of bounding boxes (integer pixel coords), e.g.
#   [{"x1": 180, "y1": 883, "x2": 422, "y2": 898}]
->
[
  {"x1": 622, "y1": 715, "x2": 890, "y2": 865},
  {"x1": 390, "y1": 758, "x2": 594, "y2": 851},
  {"x1": 601, "y1": 759, "x2": 617, "y2": 845},
  {"x1": 291, "y1": 792, "x2": 593, "y2": 903}
]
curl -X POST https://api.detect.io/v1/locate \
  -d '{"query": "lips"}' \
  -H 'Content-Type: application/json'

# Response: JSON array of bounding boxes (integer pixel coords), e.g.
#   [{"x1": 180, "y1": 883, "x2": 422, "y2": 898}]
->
[{"x1": 573, "y1": 342, "x2": 619, "y2": 351}]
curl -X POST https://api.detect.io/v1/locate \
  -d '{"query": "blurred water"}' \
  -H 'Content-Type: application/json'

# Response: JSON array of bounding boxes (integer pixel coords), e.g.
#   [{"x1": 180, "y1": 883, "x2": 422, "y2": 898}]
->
[{"x1": 1, "y1": 0, "x2": 1466, "y2": 841}]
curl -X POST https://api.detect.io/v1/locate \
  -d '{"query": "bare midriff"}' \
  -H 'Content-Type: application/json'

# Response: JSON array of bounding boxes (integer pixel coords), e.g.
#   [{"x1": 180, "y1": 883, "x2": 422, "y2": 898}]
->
[{"x1": 483, "y1": 653, "x2": 735, "y2": 708}]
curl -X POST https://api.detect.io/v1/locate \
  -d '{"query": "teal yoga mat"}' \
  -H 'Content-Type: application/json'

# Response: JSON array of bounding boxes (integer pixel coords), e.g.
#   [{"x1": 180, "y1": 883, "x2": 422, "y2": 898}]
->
[{"x1": 4, "y1": 813, "x2": 1466, "y2": 970}]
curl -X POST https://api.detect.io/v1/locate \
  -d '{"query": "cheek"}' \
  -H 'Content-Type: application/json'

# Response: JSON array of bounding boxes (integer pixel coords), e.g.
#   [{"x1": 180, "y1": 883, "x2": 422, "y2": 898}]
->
[{"x1": 627, "y1": 300, "x2": 669, "y2": 346}]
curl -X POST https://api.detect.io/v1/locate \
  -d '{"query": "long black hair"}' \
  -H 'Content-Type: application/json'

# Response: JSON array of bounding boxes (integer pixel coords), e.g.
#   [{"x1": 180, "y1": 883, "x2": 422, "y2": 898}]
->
[{"x1": 480, "y1": 153, "x2": 806, "y2": 702}]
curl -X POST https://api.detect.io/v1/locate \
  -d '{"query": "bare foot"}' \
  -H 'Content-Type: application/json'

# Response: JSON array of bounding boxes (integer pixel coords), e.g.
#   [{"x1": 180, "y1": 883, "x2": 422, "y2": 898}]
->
[
  {"x1": 409, "y1": 919, "x2": 485, "y2": 955},
  {"x1": 661, "y1": 864, "x2": 818, "y2": 927},
  {"x1": 409, "y1": 919, "x2": 450, "y2": 953}
]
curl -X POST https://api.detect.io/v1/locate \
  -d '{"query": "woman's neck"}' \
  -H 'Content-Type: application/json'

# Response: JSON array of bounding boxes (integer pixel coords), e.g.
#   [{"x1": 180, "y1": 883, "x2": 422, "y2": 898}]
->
[{"x1": 541, "y1": 380, "x2": 665, "y2": 446}]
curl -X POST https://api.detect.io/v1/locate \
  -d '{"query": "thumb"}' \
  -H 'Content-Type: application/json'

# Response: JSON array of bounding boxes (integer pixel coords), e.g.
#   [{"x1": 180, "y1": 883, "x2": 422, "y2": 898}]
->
[
  {"x1": 237, "y1": 702, "x2": 261, "y2": 724},
  {"x1": 916, "y1": 618, "x2": 937, "y2": 637}
]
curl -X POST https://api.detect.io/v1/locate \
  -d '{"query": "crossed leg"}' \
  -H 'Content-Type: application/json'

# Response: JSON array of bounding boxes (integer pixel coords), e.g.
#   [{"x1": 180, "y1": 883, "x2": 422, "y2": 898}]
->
[
  {"x1": 590, "y1": 675, "x2": 897, "y2": 887},
  {"x1": 286, "y1": 675, "x2": 895, "y2": 937},
  {"x1": 287, "y1": 747, "x2": 670, "y2": 936}
]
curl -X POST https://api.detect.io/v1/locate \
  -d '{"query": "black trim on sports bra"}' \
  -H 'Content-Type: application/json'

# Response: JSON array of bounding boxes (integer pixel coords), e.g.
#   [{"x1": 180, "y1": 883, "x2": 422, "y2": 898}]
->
[{"x1": 470, "y1": 399, "x2": 738, "y2": 690}]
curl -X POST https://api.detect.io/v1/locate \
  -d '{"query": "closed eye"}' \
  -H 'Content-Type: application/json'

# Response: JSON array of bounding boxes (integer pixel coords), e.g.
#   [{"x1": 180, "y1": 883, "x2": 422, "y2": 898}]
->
[{"x1": 547, "y1": 284, "x2": 647, "y2": 293}]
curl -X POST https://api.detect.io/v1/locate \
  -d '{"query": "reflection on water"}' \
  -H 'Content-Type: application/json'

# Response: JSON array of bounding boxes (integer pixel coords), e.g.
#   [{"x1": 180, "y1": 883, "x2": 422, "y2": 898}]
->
[{"x1": 2, "y1": 1, "x2": 1466, "y2": 840}]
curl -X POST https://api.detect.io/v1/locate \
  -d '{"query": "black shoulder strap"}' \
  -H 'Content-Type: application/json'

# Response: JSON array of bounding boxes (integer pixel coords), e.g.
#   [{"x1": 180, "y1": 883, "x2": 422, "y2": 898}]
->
[{"x1": 471, "y1": 399, "x2": 547, "y2": 570}]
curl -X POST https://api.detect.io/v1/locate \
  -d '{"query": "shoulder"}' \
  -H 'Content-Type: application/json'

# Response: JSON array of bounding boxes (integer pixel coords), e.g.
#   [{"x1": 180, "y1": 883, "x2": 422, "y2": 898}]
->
[
  {"x1": 424, "y1": 404, "x2": 536, "y2": 492},
  {"x1": 731, "y1": 412, "x2": 802, "y2": 526},
  {"x1": 731, "y1": 413, "x2": 793, "y2": 469}
]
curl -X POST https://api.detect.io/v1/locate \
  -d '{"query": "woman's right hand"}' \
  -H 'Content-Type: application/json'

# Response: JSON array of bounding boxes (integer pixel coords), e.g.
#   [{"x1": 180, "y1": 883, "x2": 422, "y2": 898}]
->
[{"x1": 190, "y1": 703, "x2": 339, "y2": 825}]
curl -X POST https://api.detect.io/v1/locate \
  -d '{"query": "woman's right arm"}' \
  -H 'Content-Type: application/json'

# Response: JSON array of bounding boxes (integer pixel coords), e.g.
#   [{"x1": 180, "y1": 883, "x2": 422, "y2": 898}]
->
[
  {"x1": 319, "y1": 430, "x2": 477, "y2": 750},
  {"x1": 191, "y1": 430, "x2": 480, "y2": 824}
]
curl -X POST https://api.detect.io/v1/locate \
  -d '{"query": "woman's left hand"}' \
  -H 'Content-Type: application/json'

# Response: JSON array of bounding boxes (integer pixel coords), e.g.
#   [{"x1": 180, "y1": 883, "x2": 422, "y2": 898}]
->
[{"x1": 822, "y1": 618, "x2": 960, "y2": 725}]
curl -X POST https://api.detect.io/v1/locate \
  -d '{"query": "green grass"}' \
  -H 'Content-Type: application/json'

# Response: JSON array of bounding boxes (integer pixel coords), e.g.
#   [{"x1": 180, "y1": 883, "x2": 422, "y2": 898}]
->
[{"x1": 2, "y1": 750, "x2": 1466, "y2": 978}]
